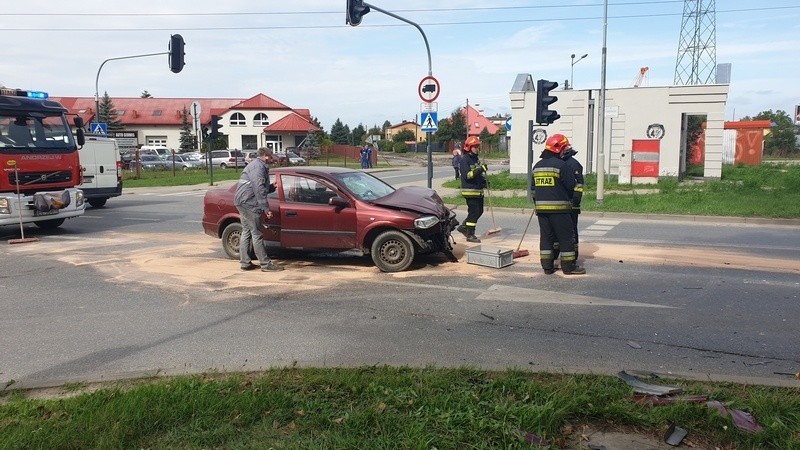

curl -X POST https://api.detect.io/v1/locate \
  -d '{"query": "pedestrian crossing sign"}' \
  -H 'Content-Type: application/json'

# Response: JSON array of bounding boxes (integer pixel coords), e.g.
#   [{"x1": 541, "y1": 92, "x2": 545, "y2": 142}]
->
[
  {"x1": 420, "y1": 112, "x2": 438, "y2": 132},
  {"x1": 89, "y1": 122, "x2": 108, "y2": 135}
]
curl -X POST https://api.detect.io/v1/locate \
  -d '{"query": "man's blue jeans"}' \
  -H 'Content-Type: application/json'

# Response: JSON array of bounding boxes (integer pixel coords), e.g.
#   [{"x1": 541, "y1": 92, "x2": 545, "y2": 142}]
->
[{"x1": 236, "y1": 206, "x2": 272, "y2": 268}]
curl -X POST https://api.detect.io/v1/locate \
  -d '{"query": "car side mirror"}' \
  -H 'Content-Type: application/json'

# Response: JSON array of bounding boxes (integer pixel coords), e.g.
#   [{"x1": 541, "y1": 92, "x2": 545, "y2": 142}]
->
[{"x1": 329, "y1": 196, "x2": 349, "y2": 208}]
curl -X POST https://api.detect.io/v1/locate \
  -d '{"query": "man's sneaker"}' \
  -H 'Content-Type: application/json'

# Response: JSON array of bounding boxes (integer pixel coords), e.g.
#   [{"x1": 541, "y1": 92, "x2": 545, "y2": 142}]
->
[
  {"x1": 241, "y1": 263, "x2": 258, "y2": 271},
  {"x1": 562, "y1": 266, "x2": 586, "y2": 275},
  {"x1": 466, "y1": 235, "x2": 481, "y2": 243},
  {"x1": 456, "y1": 224, "x2": 470, "y2": 238},
  {"x1": 261, "y1": 262, "x2": 285, "y2": 272}
]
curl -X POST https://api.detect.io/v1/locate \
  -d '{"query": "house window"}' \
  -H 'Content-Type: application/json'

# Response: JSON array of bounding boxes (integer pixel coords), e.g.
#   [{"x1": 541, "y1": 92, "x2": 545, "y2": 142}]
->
[
  {"x1": 253, "y1": 113, "x2": 269, "y2": 127},
  {"x1": 152, "y1": 110, "x2": 162, "y2": 116},
  {"x1": 242, "y1": 135, "x2": 257, "y2": 150},
  {"x1": 230, "y1": 113, "x2": 246, "y2": 127},
  {"x1": 146, "y1": 137, "x2": 167, "y2": 146}
]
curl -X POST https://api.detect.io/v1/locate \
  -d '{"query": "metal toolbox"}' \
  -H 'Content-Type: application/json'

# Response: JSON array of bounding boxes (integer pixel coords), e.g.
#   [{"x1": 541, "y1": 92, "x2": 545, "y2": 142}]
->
[{"x1": 465, "y1": 245, "x2": 514, "y2": 268}]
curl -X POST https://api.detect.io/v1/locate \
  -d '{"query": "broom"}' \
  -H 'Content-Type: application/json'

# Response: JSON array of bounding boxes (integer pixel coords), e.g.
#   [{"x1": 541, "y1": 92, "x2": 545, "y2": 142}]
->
[
  {"x1": 512, "y1": 208, "x2": 536, "y2": 258},
  {"x1": 484, "y1": 182, "x2": 502, "y2": 236}
]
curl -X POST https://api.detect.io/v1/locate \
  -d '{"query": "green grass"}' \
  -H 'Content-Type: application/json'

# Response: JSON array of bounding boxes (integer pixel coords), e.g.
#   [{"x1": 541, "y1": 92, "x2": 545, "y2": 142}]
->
[
  {"x1": 443, "y1": 164, "x2": 800, "y2": 219},
  {"x1": 1, "y1": 368, "x2": 797, "y2": 449}
]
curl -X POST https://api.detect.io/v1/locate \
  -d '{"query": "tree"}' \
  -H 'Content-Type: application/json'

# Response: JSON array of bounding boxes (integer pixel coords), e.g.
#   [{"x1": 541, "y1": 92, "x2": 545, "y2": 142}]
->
[
  {"x1": 750, "y1": 110, "x2": 798, "y2": 157},
  {"x1": 98, "y1": 92, "x2": 123, "y2": 131},
  {"x1": 330, "y1": 118, "x2": 351, "y2": 145},
  {"x1": 434, "y1": 109, "x2": 466, "y2": 146},
  {"x1": 179, "y1": 105, "x2": 196, "y2": 151},
  {"x1": 140, "y1": 90, "x2": 152, "y2": 98},
  {"x1": 352, "y1": 123, "x2": 367, "y2": 145},
  {"x1": 393, "y1": 129, "x2": 415, "y2": 142},
  {"x1": 479, "y1": 127, "x2": 499, "y2": 151}
]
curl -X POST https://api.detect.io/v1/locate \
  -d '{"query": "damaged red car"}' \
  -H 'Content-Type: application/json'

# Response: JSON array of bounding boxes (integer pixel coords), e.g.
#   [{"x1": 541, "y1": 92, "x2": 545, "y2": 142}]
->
[{"x1": 202, "y1": 166, "x2": 459, "y2": 272}]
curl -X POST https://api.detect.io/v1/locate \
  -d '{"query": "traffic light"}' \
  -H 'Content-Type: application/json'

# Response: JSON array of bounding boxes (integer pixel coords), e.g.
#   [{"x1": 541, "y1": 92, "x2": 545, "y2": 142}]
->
[
  {"x1": 535, "y1": 79, "x2": 560, "y2": 125},
  {"x1": 209, "y1": 115, "x2": 223, "y2": 139},
  {"x1": 169, "y1": 34, "x2": 185, "y2": 74},
  {"x1": 346, "y1": 0, "x2": 370, "y2": 26}
]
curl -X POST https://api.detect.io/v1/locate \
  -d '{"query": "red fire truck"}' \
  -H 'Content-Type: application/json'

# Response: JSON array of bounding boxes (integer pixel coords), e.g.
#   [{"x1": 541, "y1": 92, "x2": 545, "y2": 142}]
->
[{"x1": 0, "y1": 88, "x2": 86, "y2": 230}]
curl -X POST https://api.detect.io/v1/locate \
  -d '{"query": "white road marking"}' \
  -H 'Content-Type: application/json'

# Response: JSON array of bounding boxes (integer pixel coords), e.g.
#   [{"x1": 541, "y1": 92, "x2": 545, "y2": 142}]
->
[
  {"x1": 582, "y1": 219, "x2": 622, "y2": 237},
  {"x1": 370, "y1": 280, "x2": 674, "y2": 308},
  {"x1": 479, "y1": 285, "x2": 675, "y2": 308},
  {"x1": 586, "y1": 225, "x2": 616, "y2": 231}
]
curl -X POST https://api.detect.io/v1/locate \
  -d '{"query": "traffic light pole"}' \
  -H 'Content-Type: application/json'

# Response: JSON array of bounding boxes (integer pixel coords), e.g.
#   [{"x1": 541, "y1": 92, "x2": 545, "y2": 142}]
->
[
  {"x1": 361, "y1": 2, "x2": 435, "y2": 187},
  {"x1": 596, "y1": 0, "x2": 609, "y2": 205},
  {"x1": 94, "y1": 52, "x2": 167, "y2": 127}
]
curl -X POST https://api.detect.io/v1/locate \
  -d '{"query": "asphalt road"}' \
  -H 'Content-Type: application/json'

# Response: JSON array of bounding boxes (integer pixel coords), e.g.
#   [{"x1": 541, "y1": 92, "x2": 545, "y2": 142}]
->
[{"x1": 1, "y1": 168, "x2": 799, "y2": 390}]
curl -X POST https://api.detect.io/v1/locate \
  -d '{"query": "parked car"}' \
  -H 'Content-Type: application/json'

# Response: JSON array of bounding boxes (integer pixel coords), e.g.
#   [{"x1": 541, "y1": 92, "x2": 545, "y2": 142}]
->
[
  {"x1": 136, "y1": 154, "x2": 169, "y2": 170},
  {"x1": 284, "y1": 151, "x2": 306, "y2": 166},
  {"x1": 202, "y1": 166, "x2": 459, "y2": 272},
  {"x1": 165, "y1": 154, "x2": 205, "y2": 170},
  {"x1": 210, "y1": 149, "x2": 246, "y2": 169},
  {"x1": 244, "y1": 151, "x2": 257, "y2": 165}
]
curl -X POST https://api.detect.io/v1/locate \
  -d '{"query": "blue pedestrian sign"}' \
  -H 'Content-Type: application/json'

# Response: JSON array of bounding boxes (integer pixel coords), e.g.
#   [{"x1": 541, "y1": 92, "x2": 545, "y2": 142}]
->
[
  {"x1": 420, "y1": 112, "x2": 438, "y2": 132},
  {"x1": 89, "y1": 122, "x2": 108, "y2": 135}
]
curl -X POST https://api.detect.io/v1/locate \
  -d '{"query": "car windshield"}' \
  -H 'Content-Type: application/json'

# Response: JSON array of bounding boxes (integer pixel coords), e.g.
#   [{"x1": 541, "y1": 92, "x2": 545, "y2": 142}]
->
[
  {"x1": 334, "y1": 171, "x2": 395, "y2": 201},
  {"x1": 287, "y1": 152, "x2": 300, "y2": 158}
]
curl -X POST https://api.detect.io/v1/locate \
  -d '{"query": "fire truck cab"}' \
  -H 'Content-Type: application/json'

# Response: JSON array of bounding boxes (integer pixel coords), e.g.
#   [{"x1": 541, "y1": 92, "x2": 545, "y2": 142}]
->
[{"x1": 0, "y1": 88, "x2": 86, "y2": 230}]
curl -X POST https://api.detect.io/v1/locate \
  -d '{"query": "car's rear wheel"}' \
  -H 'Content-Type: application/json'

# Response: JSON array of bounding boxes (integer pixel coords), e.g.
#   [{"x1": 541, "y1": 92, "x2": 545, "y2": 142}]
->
[
  {"x1": 220, "y1": 163, "x2": 228, "y2": 169},
  {"x1": 88, "y1": 198, "x2": 107, "y2": 208},
  {"x1": 371, "y1": 230, "x2": 415, "y2": 272},
  {"x1": 221, "y1": 222, "x2": 242, "y2": 259}
]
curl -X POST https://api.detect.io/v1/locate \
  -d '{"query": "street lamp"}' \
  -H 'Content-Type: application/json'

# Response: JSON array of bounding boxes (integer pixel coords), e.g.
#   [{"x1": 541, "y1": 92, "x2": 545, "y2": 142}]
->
[{"x1": 570, "y1": 53, "x2": 588, "y2": 89}]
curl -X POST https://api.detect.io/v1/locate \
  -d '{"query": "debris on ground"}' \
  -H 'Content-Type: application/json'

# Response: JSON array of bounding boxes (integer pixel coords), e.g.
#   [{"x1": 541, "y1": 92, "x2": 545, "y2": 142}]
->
[
  {"x1": 664, "y1": 423, "x2": 688, "y2": 446},
  {"x1": 617, "y1": 371, "x2": 683, "y2": 396},
  {"x1": 707, "y1": 400, "x2": 764, "y2": 434}
]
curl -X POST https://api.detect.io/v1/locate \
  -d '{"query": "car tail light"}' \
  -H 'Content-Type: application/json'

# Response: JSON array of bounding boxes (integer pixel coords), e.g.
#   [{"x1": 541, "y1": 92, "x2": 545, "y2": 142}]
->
[{"x1": 228, "y1": 157, "x2": 235, "y2": 162}]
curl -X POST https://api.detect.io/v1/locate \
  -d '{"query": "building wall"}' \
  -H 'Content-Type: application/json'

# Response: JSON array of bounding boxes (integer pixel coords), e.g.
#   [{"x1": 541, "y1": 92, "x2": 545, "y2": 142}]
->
[
  {"x1": 385, "y1": 122, "x2": 423, "y2": 142},
  {"x1": 509, "y1": 83, "x2": 729, "y2": 180}
]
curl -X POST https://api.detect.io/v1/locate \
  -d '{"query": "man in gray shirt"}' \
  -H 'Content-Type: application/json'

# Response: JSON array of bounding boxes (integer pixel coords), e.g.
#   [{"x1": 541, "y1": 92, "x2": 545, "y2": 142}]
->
[{"x1": 234, "y1": 146, "x2": 284, "y2": 271}]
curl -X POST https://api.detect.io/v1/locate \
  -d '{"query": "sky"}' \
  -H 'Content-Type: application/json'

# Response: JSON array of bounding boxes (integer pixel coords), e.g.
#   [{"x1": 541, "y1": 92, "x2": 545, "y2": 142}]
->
[{"x1": 2, "y1": 1, "x2": 799, "y2": 131}]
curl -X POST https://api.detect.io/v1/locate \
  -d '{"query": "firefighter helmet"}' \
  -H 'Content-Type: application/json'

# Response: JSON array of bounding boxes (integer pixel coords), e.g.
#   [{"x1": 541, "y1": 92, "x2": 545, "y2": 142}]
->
[
  {"x1": 544, "y1": 133, "x2": 571, "y2": 154},
  {"x1": 464, "y1": 136, "x2": 480, "y2": 150}
]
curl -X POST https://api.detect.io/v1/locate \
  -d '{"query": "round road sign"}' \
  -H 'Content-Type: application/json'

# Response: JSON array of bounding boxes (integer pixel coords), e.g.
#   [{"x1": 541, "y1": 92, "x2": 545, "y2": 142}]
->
[{"x1": 418, "y1": 75, "x2": 440, "y2": 103}]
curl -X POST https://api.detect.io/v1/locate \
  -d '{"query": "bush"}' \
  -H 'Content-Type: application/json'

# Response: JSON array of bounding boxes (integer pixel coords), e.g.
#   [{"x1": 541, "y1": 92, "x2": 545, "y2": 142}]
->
[{"x1": 393, "y1": 141, "x2": 408, "y2": 153}]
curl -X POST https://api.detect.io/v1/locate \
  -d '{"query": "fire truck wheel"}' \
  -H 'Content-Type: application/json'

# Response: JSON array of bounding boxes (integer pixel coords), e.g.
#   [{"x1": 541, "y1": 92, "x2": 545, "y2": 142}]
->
[{"x1": 34, "y1": 218, "x2": 65, "y2": 229}]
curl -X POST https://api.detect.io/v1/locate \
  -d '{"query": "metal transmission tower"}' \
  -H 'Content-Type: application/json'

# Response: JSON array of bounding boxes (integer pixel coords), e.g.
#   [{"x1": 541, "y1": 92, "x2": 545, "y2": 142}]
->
[{"x1": 674, "y1": 0, "x2": 717, "y2": 85}]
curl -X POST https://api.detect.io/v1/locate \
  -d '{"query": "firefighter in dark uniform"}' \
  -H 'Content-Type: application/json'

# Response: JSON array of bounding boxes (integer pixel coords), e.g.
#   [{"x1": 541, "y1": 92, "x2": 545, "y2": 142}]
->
[
  {"x1": 456, "y1": 136, "x2": 486, "y2": 243},
  {"x1": 561, "y1": 141, "x2": 584, "y2": 259},
  {"x1": 532, "y1": 133, "x2": 585, "y2": 275}
]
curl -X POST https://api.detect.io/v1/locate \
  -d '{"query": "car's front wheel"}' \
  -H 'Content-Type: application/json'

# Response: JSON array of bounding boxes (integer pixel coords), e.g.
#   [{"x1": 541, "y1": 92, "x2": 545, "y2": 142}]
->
[
  {"x1": 370, "y1": 230, "x2": 415, "y2": 272},
  {"x1": 221, "y1": 222, "x2": 242, "y2": 259}
]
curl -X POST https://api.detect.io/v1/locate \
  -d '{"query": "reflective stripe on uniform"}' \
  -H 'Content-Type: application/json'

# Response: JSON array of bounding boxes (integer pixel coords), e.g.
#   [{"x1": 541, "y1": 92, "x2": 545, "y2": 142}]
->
[
  {"x1": 461, "y1": 188, "x2": 484, "y2": 198},
  {"x1": 534, "y1": 200, "x2": 572, "y2": 211}
]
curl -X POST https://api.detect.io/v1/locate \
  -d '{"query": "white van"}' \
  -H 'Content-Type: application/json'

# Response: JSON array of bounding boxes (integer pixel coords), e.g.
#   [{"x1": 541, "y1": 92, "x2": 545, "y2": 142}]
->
[
  {"x1": 139, "y1": 145, "x2": 172, "y2": 159},
  {"x1": 79, "y1": 135, "x2": 123, "y2": 208}
]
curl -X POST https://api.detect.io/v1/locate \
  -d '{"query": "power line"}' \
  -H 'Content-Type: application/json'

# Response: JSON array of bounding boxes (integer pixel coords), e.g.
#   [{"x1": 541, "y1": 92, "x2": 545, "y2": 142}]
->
[
  {"x1": 0, "y1": 2, "x2": 687, "y2": 17},
  {"x1": 0, "y1": 6, "x2": 795, "y2": 32}
]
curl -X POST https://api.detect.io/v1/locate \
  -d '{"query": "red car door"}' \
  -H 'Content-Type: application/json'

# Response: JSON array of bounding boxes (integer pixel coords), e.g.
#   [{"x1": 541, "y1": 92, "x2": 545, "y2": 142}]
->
[{"x1": 277, "y1": 174, "x2": 358, "y2": 249}]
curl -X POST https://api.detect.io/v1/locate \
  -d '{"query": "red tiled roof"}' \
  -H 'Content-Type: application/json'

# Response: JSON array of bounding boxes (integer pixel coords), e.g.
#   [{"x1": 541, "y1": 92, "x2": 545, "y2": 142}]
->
[
  {"x1": 465, "y1": 105, "x2": 500, "y2": 136},
  {"x1": 49, "y1": 94, "x2": 309, "y2": 127},
  {"x1": 232, "y1": 93, "x2": 291, "y2": 110},
  {"x1": 264, "y1": 112, "x2": 321, "y2": 133}
]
